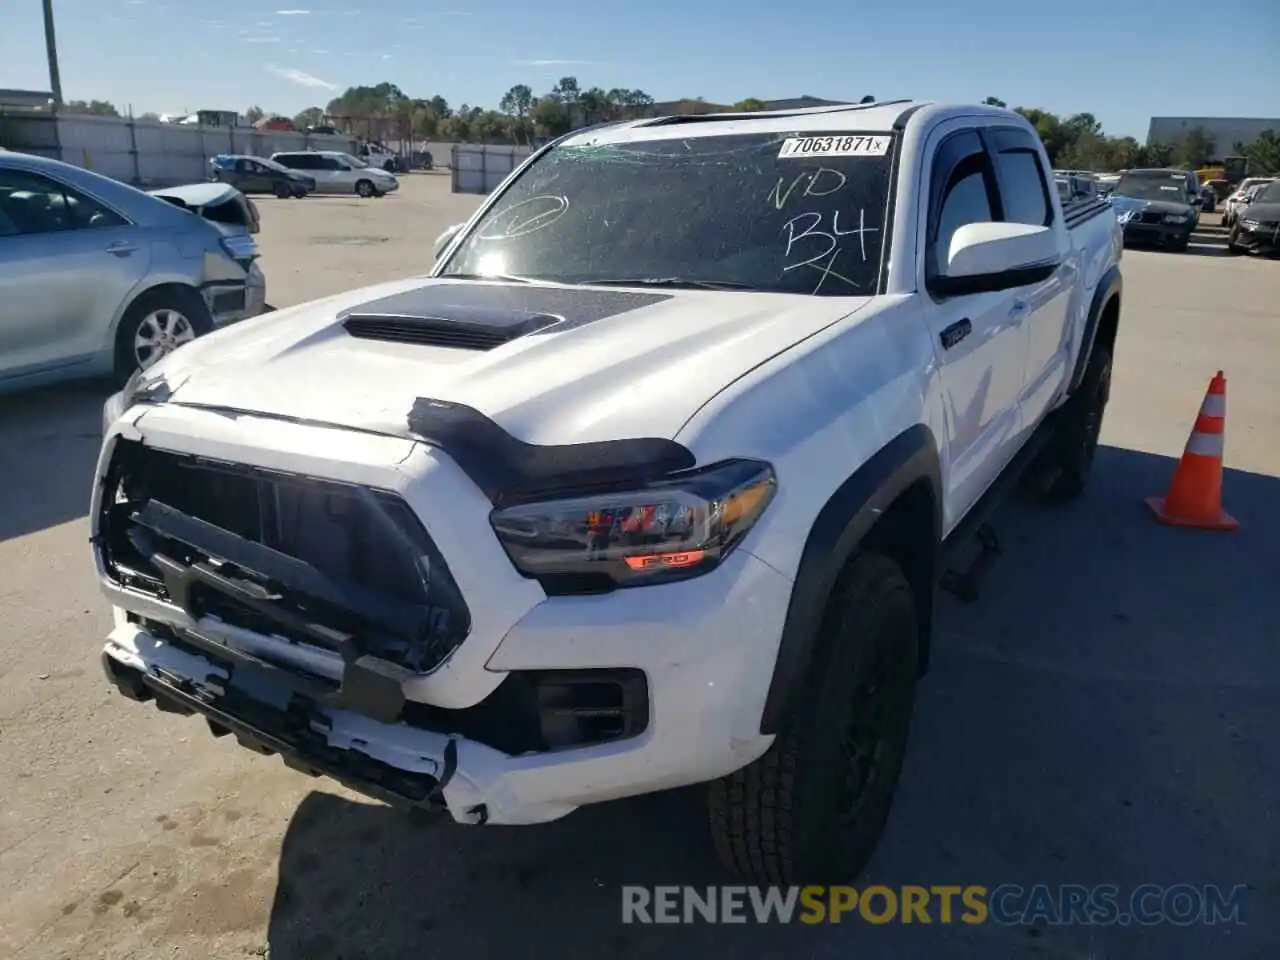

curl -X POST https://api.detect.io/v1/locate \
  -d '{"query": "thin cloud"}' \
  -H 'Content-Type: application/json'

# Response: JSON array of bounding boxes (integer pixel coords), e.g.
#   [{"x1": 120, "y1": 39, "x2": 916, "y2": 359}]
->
[
  {"x1": 242, "y1": 36, "x2": 281, "y2": 43},
  {"x1": 513, "y1": 59, "x2": 602, "y2": 66},
  {"x1": 276, "y1": 8, "x2": 311, "y2": 13},
  {"x1": 267, "y1": 66, "x2": 339, "y2": 90}
]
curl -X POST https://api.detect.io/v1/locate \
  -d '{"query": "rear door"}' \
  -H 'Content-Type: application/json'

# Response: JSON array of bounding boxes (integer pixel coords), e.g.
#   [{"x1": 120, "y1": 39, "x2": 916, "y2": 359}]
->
[
  {"x1": 0, "y1": 167, "x2": 152, "y2": 379},
  {"x1": 917, "y1": 126, "x2": 1029, "y2": 529},
  {"x1": 982, "y1": 126, "x2": 1074, "y2": 432},
  {"x1": 322, "y1": 155, "x2": 356, "y2": 191},
  {"x1": 234, "y1": 158, "x2": 267, "y2": 193}
]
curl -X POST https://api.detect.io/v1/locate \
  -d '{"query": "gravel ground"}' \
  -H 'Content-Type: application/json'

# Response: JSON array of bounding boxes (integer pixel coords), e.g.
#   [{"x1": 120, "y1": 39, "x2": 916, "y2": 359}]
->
[{"x1": 1, "y1": 174, "x2": 1277, "y2": 959}]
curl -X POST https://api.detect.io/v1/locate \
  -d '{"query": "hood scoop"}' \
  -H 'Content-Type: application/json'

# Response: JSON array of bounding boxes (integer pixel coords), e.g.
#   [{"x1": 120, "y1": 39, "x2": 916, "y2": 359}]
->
[
  {"x1": 340, "y1": 288, "x2": 562, "y2": 351},
  {"x1": 337, "y1": 281, "x2": 675, "y2": 351}
]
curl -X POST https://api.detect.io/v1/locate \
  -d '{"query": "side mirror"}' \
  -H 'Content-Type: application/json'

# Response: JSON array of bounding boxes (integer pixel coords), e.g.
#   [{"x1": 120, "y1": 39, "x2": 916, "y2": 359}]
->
[
  {"x1": 434, "y1": 223, "x2": 463, "y2": 259},
  {"x1": 933, "y1": 222, "x2": 1059, "y2": 297}
]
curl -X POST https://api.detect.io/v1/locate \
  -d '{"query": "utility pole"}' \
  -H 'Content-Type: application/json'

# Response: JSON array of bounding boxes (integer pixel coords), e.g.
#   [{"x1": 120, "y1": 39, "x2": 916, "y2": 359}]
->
[{"x1": 43, "y1": 0, "x2": 64, "y2": 106}]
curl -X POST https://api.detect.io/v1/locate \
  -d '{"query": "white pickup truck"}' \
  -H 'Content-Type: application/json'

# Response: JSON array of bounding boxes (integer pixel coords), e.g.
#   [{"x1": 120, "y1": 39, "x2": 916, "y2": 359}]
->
[{"x1": 95, "y1": 100, "x2": 1123, "y2": 884}]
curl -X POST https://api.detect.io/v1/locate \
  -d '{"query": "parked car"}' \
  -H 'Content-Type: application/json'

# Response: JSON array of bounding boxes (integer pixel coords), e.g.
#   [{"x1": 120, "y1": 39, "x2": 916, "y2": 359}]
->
[
  {"x1": 253, "y1": 116, "x2": 296, "y2": 132},
  {"x1": 1196, "y1": 183, "x2": 1216, "y2": 213},
  {"x1": 1222, "y1": 177, "x2": 1276, "y2": 228},
  {"x1": 270, "y1": 150, "x2": 399, "y2": 197},
  {"x1": 353, "y1": 140, "x2": 402, "y2": 172},
  {"x1": 98, "y1": 100, "x2": 1123, "y2": 883},
  {"x1": 0, "y1": 150, "x2": 266, "y2": 393},
  {"x1": 1108, "y1": 168, "x2": 1201, "y2": 251},
  {"x1": 210, "y1": 154, "x2": 315, "y2": 198},
  {"x1": 1227, "y1": 178, "x2": 1280, "y2": 256}
]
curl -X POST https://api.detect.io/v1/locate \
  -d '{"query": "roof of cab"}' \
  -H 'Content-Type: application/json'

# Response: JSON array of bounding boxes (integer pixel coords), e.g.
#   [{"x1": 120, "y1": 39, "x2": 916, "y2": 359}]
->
[{"x1": 557, "y1": 100, "x2": 1036, "y2": 147}]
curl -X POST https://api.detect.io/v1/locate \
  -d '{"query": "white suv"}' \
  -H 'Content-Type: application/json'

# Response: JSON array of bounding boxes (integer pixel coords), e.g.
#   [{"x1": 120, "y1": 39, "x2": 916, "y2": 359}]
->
[{"x1": 270, "y1": 150, "x2": 398, "y2": 198}]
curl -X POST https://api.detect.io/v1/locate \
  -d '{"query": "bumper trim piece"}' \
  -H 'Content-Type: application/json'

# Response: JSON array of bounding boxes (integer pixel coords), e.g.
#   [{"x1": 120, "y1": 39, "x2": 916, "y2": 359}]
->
[{"x1": 101, "y1": 651, "x2": 451, "y2": 812}]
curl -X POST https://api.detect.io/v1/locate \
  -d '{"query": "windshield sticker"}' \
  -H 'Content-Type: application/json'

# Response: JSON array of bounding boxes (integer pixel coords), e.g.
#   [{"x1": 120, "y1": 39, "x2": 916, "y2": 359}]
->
[{"x1": 778, "y1": 136, "x2": 892, "y2": 159}]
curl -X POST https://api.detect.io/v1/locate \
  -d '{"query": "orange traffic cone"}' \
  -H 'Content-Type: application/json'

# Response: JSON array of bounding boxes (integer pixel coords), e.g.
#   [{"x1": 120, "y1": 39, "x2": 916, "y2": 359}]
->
[{"x1": 1145, "y1": 371, "x2": 1238, "y2": 531}]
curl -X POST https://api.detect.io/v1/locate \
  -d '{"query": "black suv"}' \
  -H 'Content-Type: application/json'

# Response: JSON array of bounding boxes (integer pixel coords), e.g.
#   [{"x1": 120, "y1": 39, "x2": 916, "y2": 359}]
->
[{"x1": 210, "y1": 154, "x2": 315, "y2": 198}]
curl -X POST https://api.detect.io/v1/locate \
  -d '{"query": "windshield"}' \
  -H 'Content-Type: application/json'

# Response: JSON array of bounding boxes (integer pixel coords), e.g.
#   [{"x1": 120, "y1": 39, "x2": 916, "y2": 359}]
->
[
  {"x1": 1255, "y1": 181, "x2": 1280, "y2": 203},
  {"x1": 258, "y1": 157, "x2": 291, "y2": 174},
  {"x1": 438, "y1": 131, "x2": 896, "y2": 296},
  {"x1": 1114, "y1": 172, "x2": 1192, "y2": 202},
  {"x1": 340, "y1": 153, "x2": 369, "y2": 168}
]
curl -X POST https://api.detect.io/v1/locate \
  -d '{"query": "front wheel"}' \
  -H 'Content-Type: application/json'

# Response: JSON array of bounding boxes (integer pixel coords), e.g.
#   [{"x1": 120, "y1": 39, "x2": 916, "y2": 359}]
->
[
  {"x1": 112, "y1": 288, "x2": 211, "y2": 386},
  {"x1": 355, "y1": 179, "x2": 375, "y2": 198},
  {"x1": 708, "y1": 553, "x2": 919, "y2": 884},
  {"x1": 273, "y1": 182, "x2": 292, "y2": 199}
]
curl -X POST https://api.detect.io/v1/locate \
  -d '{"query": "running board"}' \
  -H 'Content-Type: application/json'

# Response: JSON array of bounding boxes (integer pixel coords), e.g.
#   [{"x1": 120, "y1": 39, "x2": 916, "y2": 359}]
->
[{"x1": 939, "y1": 416, "x2": 1058, "y2": 602}]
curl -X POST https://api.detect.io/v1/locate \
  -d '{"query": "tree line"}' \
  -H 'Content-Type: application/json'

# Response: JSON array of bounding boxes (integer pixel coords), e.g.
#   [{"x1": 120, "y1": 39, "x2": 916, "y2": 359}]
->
[{"x1": 53, "y1": 89, "x2": 1280, "y2": 175}]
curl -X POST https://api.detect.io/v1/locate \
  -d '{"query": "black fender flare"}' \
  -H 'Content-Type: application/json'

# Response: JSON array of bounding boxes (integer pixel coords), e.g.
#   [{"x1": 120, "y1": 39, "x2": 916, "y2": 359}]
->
[
  {"x1": 1066, "y1": 264, "x2": 1122, "y2": 396},
  {"x1": 758, "y1": 424, "x2": 942, "y2": 735}
]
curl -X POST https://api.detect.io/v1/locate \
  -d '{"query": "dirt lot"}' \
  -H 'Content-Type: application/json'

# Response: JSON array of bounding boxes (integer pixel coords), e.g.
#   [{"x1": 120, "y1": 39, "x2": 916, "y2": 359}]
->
[{"x1": 1, "y1": 174, "x2": 1278, "y2": 959}]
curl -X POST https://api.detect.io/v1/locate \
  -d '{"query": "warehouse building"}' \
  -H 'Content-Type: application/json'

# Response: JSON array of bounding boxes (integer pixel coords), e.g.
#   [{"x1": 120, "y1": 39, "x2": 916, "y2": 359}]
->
[{"x1": 1147, "y1": 116, "x2": 1280, "y2": 153}]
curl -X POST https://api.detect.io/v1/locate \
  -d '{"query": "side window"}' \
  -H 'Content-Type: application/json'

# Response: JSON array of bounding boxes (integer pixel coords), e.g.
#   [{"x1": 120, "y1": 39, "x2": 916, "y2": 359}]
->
[
  {"x1": 275, "y1": 154, "x2": 302, "y2": 169},
  {"x1": 235, "y1": 159, "x2": 253, "y2": 173},
  {"x1": 987, "y1": 128, "x2": 1052, "y2": 227},
  {"x1": 321, "y1": 156, "x2": 344, "y2": 171},
  {"x1": 0, "y1": 168, "x2": 127, "y2": 236},
  {"x1": 927, "y1": 130, "x2": 1000, "y2": 281}
]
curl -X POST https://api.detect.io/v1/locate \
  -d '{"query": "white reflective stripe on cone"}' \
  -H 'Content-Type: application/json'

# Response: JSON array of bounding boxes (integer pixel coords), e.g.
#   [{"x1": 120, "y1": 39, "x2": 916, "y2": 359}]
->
[
  {"x1": 1200, "y1": 394, "x2": 1227, "y2": 418},
  {"x1": 1186, "y1": 431, "x2": 1225, "y2": 458}
]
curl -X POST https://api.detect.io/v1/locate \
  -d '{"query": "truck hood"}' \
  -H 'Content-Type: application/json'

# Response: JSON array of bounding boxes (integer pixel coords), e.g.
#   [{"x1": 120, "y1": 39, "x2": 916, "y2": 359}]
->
[
  {"x1": 1110, "y1": 194, "x2": 1194, "y2": 217},
  {"x1": 140, "y1": 277, "x2": 873, "y2": 444}
]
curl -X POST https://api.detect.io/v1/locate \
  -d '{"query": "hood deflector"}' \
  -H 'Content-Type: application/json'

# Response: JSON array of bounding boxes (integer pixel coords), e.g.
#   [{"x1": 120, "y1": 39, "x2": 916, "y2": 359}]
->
[
  {"x1": 339, "y1": 282, "x2": 672, "y2": 351},
  {"x1": 407, "y1": 398, "x2": 696, "y2": 506}
]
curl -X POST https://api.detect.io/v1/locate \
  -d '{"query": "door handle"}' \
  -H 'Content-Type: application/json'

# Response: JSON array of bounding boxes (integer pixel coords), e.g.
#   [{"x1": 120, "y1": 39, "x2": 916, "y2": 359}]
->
[
  {"x1": 940, "y1": 318, "x2": 972, "y2": 351},
  {"x1": 105, "y1": 240, "x2": 137, "y2": 255}
]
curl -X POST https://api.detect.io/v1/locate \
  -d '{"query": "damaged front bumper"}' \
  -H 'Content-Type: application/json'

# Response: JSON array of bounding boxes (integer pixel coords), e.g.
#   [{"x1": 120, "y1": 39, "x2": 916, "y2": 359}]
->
[
  {"x1": 103, "y1": 620, "x2": 503, "y2": 823},
  {"x1": 93, "y1": 403, "x2": 789, "y2": 823}
]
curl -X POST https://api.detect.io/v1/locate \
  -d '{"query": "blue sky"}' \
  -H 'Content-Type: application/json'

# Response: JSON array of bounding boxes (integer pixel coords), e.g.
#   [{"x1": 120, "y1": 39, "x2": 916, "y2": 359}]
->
[{"x1": 4, "y1": 0, "x2": 1278, "y2": 138}]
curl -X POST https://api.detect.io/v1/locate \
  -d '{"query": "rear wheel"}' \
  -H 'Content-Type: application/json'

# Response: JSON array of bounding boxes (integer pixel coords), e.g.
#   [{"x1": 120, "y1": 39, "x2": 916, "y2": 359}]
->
[
  {"x1": 708, "y1": 553, "x2": 919, "y2": 883},
  {"x1": 1036, "y1": 344, "x2": 1112, "y2": 503},
  {"x1": 355, "y1": 179, "x2": 375, "y2": 198},
  {"x1": 1226, "y1": 225, "x2": 1245, "y2": 255},
  {"x1": 112, "y1": 288, "x2": 211, "y2": 386}
]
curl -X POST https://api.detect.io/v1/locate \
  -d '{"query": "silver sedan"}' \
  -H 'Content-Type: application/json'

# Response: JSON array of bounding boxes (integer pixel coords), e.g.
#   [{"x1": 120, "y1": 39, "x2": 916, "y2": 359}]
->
[{"x1": 0, "y1": 150, "x2": 267, "y2": 393}]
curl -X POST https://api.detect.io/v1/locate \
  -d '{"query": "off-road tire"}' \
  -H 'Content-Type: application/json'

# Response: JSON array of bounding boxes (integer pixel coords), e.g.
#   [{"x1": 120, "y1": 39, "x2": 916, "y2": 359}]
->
[
  {"x1": 708, "y1": 552, "x2": 919, "y2": 884},
  {"x1": 1037, "y1": 344, "x2": 1112, "y2": 503},
  {"x1": 355, "y1": 179, "x2": 375, "y2": 198},
  {"x1": 112, "y1": 287, "x2": 211, "y2": 387}
]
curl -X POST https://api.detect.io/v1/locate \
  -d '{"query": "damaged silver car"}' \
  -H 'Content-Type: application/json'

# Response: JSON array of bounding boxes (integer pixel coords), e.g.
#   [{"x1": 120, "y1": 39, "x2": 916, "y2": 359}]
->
[{"x1": 0, "y1": 150, "x2": 267, "y2": 393}]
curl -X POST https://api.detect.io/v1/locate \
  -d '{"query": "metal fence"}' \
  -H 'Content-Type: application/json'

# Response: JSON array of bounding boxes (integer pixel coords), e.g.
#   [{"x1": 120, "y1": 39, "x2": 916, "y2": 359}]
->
[
  {"x1": 0, "y1": 112, "x2": 357, "y2": 186},
  {"x1": 451, "y1": 143, "x2": 536, "y2": 194}
]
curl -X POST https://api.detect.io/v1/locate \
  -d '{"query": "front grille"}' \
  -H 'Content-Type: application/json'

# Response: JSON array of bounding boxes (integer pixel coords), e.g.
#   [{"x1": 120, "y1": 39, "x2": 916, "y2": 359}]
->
[
  {"x1": 1138, "y1": 211, "x2": 1165, "y2": 224},
  {"x1": 211, "y1": 289, "x2": 247, "y2": 314},
  {"x1": 97, "y1": 439, "x2": 470, "y2": 674}
]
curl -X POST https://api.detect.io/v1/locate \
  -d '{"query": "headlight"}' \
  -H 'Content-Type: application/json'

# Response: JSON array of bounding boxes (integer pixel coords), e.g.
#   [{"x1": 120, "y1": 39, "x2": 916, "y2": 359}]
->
[
  {"x1": 1240, "y1": 219, "x2": 1261, "y2": 230},
  {"x1": 102, "y1": 369, "x2": 172, "y2": 432},
  {"x1": 489, "y1": 459, "x2": 777, "y2": 591},
  {"x1": 220, "y1": 234, "x2": 258, "y2": 261},
  {"x1": 1163, "y1": 214, "x2": 1188, "y2": 224}
]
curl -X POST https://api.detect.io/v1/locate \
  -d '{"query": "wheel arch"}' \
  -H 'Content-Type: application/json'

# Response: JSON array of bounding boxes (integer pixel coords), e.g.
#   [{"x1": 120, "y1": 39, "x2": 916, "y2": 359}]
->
[
  {"x1": 758, "y1": 423, "x2": 942, "y2": 735},
  {"x1": 1067, "y1": 264, "x2": 1122, "y2": 397}
]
